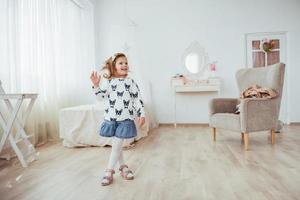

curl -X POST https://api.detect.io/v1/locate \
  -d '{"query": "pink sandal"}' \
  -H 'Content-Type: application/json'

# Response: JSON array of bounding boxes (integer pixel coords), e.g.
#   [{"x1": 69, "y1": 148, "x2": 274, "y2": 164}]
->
[
  {"x1": 101, "y1": 169, "x2": 115, "y2": 186},
  {"x1": 119, "y1": 164, "x2": 134, "y2": 180}
]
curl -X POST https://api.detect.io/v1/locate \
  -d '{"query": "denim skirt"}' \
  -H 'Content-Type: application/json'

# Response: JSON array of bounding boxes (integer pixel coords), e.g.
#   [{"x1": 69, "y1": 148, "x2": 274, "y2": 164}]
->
[{"x1": 99, "y1": 119, "x2": 137, "y2": 139}]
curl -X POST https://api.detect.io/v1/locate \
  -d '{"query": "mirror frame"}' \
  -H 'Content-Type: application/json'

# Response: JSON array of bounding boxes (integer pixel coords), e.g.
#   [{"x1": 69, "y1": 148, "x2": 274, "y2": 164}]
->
[{"x1": 182, "y1": 41, "x2": 209, "y2": 79}]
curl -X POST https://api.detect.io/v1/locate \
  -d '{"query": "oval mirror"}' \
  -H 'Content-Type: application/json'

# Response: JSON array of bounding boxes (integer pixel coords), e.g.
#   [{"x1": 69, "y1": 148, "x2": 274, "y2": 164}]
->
[{"x1": 182, "y1": 42, "x2": 208, "y2": 78}]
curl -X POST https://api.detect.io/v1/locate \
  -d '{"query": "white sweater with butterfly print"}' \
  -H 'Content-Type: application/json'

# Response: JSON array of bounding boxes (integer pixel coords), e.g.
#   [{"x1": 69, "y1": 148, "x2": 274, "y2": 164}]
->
[{"x1": 93, "y1": 77, "x2": 145, "y2": 121}]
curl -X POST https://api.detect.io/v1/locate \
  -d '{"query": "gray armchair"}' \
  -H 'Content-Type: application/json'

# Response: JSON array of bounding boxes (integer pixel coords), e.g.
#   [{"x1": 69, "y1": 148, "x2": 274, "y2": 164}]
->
[{"x1": 209, "y1": 63, "x2": 285, "y2": 150}]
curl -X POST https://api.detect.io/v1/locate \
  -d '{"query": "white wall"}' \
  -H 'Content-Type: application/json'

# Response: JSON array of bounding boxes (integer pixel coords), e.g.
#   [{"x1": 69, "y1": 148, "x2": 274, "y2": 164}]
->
[{"x1": 94, "y1": 0, "x2": 300, "y2": 123}]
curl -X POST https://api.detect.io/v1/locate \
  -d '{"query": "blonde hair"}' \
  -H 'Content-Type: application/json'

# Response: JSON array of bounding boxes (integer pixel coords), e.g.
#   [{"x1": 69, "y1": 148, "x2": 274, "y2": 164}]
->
[{"x1": 102, "y1": 53, "x2": 127, "y2": 79}]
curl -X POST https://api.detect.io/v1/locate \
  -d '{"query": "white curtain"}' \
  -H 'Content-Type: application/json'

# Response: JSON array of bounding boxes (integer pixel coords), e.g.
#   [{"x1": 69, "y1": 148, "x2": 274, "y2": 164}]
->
[{"x1": 0, "y1": 0, "x2": 95, "y2": 145}]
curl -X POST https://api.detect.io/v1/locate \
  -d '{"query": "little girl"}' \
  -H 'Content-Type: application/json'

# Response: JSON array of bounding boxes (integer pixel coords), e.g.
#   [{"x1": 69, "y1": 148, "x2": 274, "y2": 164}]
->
[{"x1": 90, "y1": 53, "x2": 145, "y2": 186}]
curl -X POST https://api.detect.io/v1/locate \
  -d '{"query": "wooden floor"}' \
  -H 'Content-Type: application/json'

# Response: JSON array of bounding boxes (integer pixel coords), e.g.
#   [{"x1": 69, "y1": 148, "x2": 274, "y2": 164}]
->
[{"x1": 0, "y1": 124, "x2": 300, "y2": 200}]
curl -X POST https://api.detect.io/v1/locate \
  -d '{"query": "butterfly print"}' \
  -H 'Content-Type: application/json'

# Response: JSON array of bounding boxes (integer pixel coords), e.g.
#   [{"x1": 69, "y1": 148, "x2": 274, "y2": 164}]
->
[
  {"x1": 139, "y1": 99, "x2": 144, "y2": 107},
  {"x1": 95, "y1": 91, "x2": 101, "y2": 95},
  {"x1": 130, "y1": 92, "x2": 138, "y2": 98},
  {"x1": 117, "y1": 91, "x2": 124, "y2": 97},
  {"x1": 111, "y1": 85, "x2": 117, "y2": 91},
  {"x1": 123, "y1": 100, "x2": 130, "y2": 108},
  {"x1": 137, "y1": 108, "x2": 142, "y2": 116},
  {"x1": 109, "y1": 99, "x2": 116, "y2": 108},
  {"x1": 129, "y1": 109, "x2": 134, "y2": 115},
  {"x1": 124, "y1": 83, "x2": 131, "y2": 91},
  {"x1": 115, "y1": 109, "x2": 123, "y2": 116}
]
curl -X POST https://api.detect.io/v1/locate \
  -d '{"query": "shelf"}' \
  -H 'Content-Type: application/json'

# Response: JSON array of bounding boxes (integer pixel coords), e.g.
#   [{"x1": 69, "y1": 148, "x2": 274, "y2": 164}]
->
[
  {"x1": 175, "y1": 84, "x2": 220, "y2": 92},
  {"x1": 0, "y1": 93, "x2": 38, "y2": 99},
  {"x1": 172, "y1": 77, "x2": 221, "y2": 93}
]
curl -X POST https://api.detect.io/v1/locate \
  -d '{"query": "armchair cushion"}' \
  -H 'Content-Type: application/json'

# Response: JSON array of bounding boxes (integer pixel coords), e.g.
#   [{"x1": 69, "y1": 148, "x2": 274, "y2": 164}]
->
[
  {"x1": 240, "y1": 98, "x2": 279, "y2": 132},
  {"x1": 210, "y1": 113, "x2": 240, "y2": 132}
]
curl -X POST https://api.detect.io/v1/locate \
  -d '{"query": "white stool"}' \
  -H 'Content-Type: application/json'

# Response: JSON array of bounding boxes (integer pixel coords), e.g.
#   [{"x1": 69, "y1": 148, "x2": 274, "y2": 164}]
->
[{"x1": 0, "y1": 81, "x2": 38, "y2": 167}]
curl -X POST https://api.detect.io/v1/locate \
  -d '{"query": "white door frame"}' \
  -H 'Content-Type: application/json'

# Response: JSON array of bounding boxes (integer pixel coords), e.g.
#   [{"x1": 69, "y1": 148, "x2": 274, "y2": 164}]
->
[{"x1": 245, "y1": 31, "x2": 290, "y2": 124}]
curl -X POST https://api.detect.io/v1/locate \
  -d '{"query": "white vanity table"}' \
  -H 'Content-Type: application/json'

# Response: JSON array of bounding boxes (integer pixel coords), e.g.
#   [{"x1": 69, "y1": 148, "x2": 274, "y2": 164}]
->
[
  {"x1": 172, "y1": 78, "x2": 221, "y2": 127},
  {"x1": 172, "y1": 42, "x2": 221, "y2": 127}
]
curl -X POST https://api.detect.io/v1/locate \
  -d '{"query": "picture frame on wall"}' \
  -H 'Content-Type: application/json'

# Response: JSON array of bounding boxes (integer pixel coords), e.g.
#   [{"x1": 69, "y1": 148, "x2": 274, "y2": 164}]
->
[{"x1": 245, "y1": 31, "x2": 287, "y2": 68}]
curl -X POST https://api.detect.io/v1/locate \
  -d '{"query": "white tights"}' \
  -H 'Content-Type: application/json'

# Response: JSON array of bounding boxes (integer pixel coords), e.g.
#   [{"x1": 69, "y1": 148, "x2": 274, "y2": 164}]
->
[
  {"x1": 107, "y1": 137, "x2": 125, "y2": 170},
  {"x1": 103, "y1": 137, "x2": 133, "y2": 183}
]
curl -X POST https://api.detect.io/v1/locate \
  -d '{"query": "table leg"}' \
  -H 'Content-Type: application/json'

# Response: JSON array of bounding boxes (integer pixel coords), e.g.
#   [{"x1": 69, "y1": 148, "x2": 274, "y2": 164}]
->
[{"x1": 0, "y1": 99, "x2": 23, "y2": 152}]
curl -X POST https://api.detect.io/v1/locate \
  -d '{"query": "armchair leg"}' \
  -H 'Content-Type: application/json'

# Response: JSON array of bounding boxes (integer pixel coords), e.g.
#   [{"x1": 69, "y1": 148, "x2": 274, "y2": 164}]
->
[
  {"x1": 212, "y1": 128, "x2": 216, "y2": 142},
  {"x1": 244, "y1": 133, "x2": 249, "y2": 150},
  {"x1": 241, "y1": 133, "x2": 244, "y2": 143},
  {"x1": 271, "y1": 129, "x2": 275, "y2": 144}
]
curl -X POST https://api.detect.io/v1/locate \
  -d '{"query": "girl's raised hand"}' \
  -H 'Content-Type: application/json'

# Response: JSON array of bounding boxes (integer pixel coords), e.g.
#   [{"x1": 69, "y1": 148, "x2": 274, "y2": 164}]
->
[{"x1": 90, "y1": 71, "x2": 101, "y2": 87}]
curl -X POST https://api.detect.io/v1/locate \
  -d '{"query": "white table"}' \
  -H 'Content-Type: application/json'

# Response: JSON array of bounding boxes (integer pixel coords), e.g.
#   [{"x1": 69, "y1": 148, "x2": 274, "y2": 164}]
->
[
  {"x1": 172, "y1": 78, "x2": 221, "y2": 127},
  {"x1": 0, "y1": 93, "x2": 38, "y2": 167}
]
